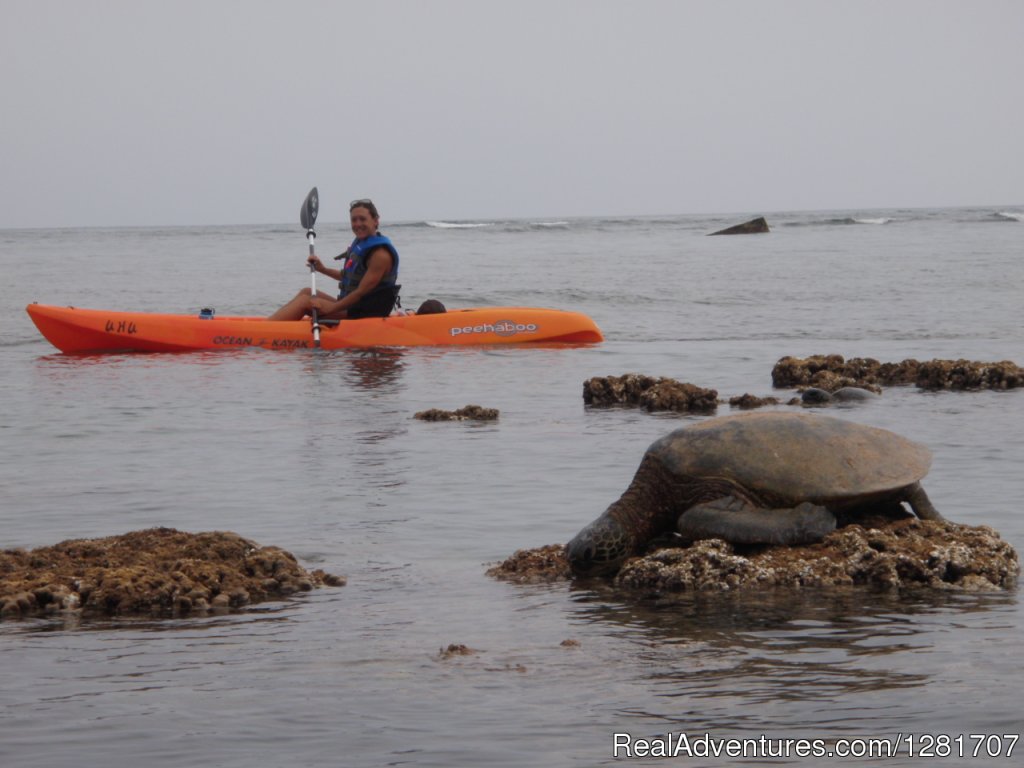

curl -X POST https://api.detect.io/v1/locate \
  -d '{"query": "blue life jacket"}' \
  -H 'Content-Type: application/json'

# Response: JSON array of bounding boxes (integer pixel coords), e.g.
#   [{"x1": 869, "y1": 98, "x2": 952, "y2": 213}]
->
[{"x1": 338, "y1": 233, "x2": 400, "y2": 298}]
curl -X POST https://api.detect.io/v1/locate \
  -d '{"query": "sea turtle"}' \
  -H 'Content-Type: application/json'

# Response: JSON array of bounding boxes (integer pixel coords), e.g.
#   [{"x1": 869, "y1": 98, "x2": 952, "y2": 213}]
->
[
  {"x1": 566, "y1": 412, "x2": 944, "y2": 575},
  {"x1": 801, "y1": 386, "x2": 879, "y2": 405}
]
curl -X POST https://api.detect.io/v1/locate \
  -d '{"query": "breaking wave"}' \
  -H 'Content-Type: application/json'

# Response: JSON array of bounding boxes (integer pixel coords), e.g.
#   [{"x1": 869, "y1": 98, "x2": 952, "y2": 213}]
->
[
  {"x1": 399, "y1": 219, "x2": 572, "y2": 232},
  {"x1": 425, "y1": 221, "x2": 495, "y2": 229},
  {"x1": 781, "y1": 216, "x2": 892, "y2": 227}
]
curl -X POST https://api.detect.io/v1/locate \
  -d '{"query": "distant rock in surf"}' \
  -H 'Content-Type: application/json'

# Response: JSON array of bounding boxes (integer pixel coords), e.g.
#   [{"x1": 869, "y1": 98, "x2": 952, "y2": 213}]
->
[{"x1": 708, "y1": 216, "x2": 770, "y2": 235}]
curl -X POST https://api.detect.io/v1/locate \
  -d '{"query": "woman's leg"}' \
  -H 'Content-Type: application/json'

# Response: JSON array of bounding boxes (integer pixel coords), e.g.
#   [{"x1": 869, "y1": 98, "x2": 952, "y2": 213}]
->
[{"x1": 268, "y1": 288, "x2": 336, "y2": 321}]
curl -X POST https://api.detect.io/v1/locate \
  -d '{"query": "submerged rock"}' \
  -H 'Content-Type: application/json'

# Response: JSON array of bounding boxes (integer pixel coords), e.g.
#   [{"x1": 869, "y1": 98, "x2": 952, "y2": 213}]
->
[
  {"x1": 437, "y1": 643, "x2": 478, "y2": 659},
  {"x1": 414, "y1": 404, "x2": 499, "y2": 421},
  {"x1": 708, "y1": 217, "x2": 770, "y2": 235},
  {"x1": 583, "y1": 374, "x2": 718, "y2": 413},
  {"x1": 489, "y1": 521, "x2": 1019, "y2": 592},
  {"x1": 0, "y1": 528, "x2": 345, "y2": 619}
]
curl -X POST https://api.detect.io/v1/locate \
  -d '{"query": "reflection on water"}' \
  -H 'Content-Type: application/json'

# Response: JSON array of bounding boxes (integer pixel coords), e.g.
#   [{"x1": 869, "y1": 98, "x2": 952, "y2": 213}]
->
[
  {"x1": 345, "y1": 348, "x2": 406, "y2": 390},
  {"x1": 572, "y1": 583, "x2": 1018, "y2": 639},
  {"x1": 566, "y1": 585, "x2": 1018, "y2": 736},
  {"x1": 302, "y1": 347, "x2": 407, "y2": 391},
  {"x1": 32, "y1": 346, "x2": 408, "y2": 391},
  {"x1": 18, "y1": 601, "x2": 297, "y2": 635}
]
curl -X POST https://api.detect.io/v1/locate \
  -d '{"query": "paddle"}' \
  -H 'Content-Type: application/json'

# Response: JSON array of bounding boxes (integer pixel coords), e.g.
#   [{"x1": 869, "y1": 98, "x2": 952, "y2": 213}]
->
[{"x1": 300, "y1": 187, "x2": 320, "y2": 347}]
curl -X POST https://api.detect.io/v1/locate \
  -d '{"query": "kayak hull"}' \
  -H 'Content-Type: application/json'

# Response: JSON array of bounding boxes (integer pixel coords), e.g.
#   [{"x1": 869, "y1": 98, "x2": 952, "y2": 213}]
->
[{"x1": 26, "y1": 304, "x2": 603, "y2": 353}]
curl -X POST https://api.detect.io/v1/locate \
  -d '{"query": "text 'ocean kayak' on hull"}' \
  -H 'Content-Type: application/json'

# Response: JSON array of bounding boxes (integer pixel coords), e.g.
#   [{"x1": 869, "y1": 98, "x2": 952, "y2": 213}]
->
[{"x1": 26, "y1": 304, "x2": 604, "y2": 353}]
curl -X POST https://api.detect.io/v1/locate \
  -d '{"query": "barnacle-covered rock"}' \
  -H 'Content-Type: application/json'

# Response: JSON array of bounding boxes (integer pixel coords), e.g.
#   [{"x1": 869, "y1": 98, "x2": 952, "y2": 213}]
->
[
  {"x1": 772, "y1": 355, "x2": 1023, "y2": 392},
  {"x1": 486, "y1": 544, "x2": 572, "y2": 584},
  {"x1": 415, "y1": 404, "x2": 499, "y2": 421},
  {"x1": 0, "y1": 528, "x2": 344, "y2": 619},
  {"x1": 729, "y1": 393, "x2": 781, "y2": 409},
  {"x1": 583, "y1": 374, "x2": 718, "y2": 413},
  {"x1": 614, "y1": 520, "x2": 1018, "y2": 592},
  {"x1": 490, "y1": 520, "x2": 1017, "y2": 593}
]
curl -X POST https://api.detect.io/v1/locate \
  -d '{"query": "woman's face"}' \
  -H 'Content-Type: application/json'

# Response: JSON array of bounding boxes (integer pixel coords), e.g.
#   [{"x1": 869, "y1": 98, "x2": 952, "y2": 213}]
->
[{"x1": 350, "y1": 206, "x2": 379, "y2": 239}]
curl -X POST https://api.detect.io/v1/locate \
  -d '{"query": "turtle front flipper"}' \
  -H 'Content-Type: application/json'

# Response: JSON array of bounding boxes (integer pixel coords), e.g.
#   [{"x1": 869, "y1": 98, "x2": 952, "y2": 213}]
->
[{"x1": 677, "y1": 496, "x2": 836, "y2": 545}]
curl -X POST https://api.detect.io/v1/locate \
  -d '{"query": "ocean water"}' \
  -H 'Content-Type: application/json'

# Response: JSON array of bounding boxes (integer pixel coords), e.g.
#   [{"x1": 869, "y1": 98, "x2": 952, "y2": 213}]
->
[{"x1": 1, "y1": 206, "x2": 1022, "y2": 767}]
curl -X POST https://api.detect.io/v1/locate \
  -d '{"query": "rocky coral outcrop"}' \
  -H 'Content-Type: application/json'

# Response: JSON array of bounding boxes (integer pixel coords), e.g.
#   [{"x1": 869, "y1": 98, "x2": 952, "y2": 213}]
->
[
  {"x1": 489, "y1": 521, "x2": 1019, "y2": 592},
  {"x1": 914, "y1": 359, "x2": 1024, "y2": 390},
  {"x1": 487, "y1": 544, "x2": 572, "y2": 584},
  {"x1": 616, "y1": 521, "x2": 1018, "y2": 592},
  {"x1": 583, "y1": 374, "x2": 719, "y2": 413},
  {"x1": 414, "y1": 405, "x2": 499, "y2": 421},
  {"x1": 772, "y1": 355, "x2": 1024, "y2": 392},
  {"x1": 0, "y1": 528, "x2": 345, "y2": 619},
  {"x1": 728, "y1": 393, "x2": 781, "y2": 409},
  {"x1": 437, "y1": 643, "x2": 478, "y2": 659}
]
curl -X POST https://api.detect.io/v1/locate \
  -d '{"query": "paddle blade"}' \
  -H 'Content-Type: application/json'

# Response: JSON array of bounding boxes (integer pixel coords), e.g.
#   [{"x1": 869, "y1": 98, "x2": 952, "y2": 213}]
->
[{"x1": 301, "y1": 187, "x2": 319, "y2": 230}]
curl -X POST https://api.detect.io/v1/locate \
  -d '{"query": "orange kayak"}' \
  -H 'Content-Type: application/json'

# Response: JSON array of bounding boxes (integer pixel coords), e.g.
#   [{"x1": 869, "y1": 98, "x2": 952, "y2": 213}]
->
[{"x1": 26, "y1": 303, "x2": 603, "y2": 353}]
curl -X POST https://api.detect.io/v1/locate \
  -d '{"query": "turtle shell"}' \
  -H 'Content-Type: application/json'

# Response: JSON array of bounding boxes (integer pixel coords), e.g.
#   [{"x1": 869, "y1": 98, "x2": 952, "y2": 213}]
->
[{"x1": 648, "y1": 412, "x2": 931, "y2": 504}]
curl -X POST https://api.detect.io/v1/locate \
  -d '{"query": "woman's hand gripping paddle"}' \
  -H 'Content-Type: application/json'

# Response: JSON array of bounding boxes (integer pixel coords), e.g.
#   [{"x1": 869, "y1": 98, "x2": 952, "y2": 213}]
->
[{"x1": 300, "y1": 187, "x2": 321, "y2": 347}]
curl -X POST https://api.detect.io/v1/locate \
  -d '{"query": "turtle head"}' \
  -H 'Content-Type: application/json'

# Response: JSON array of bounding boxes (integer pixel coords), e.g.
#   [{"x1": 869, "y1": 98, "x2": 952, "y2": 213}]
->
[{"x1": 565, "y1": 514, "x2": 636, "y2": 576}]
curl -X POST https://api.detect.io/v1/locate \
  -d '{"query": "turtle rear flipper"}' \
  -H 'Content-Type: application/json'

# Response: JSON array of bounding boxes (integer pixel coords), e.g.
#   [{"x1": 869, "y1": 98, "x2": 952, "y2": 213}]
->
[
  {"x1": 678, "y1": 496, "x2": 836, "y2": 545},
  {"x1": 904, "y1": 482, "x2": 945, "y2": 522}
]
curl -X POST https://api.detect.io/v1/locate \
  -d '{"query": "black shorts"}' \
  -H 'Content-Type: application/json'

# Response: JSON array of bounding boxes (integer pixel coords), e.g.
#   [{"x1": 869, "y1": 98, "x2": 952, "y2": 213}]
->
[{"x1": 345, "y1": 285, "x2": 400, "y2": 319}]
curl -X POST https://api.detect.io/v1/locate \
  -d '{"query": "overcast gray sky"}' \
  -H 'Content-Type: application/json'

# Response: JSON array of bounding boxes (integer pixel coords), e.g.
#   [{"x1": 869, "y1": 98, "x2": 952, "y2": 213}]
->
[{"x1": 2, "y1": 0, "x2": 1021, "y2": 228}]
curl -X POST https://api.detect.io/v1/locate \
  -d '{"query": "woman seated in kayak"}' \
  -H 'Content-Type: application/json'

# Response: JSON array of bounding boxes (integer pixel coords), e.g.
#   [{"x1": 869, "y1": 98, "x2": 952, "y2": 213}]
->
[{"x1": 269, "y1": 198, "x2": 400, "y2": 321}]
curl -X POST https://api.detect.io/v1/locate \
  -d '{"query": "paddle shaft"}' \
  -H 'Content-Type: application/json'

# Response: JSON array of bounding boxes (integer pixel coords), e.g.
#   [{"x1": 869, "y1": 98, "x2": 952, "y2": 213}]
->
[
  {"x1": 308, "y1": 230, "x2": 320, "y2": 347},
  {"x1": 300, "y1": 187, "x2": 321, "y2": 347}
]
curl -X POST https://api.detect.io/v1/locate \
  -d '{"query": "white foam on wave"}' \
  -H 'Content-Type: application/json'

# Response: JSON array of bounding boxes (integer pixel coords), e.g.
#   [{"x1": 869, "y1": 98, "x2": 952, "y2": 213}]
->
[
  {"x1": 531, "y1": 221, "x2": 570, "y2": 228},
  {"x1": 853, "y1": 217, "x2": 891, "y2": 225},
  {"x1": 425, "y1": 221, "x2": 495, "y2": 229},
  {"x1": 996, "y1": 211, "x2": 1023, "y2": 222}
]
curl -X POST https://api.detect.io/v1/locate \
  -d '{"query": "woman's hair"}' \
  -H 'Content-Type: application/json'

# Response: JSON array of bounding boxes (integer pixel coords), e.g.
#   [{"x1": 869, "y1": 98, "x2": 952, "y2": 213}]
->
[
  {"x1": 349, "y1": 198, "x2": 380, "y2": 219},
  {"x1": 416, "y1": 299, "x2": 446, "y2": 315}
]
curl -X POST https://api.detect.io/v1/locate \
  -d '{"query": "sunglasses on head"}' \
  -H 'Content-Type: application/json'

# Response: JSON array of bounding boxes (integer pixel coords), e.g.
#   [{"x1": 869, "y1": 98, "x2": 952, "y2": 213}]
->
[{"x1": 350, "y1": 198, "x2": 375, "y2": 210}]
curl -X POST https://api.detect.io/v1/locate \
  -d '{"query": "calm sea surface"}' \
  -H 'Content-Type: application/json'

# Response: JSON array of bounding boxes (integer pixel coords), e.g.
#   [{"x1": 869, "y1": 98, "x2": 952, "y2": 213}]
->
[{"x1": 1, "y1": 207, "x2": 1022, "y2": 767}]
